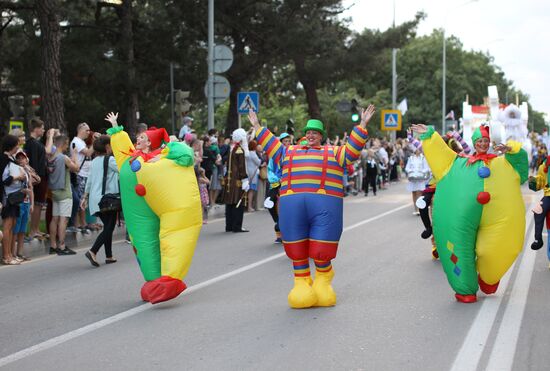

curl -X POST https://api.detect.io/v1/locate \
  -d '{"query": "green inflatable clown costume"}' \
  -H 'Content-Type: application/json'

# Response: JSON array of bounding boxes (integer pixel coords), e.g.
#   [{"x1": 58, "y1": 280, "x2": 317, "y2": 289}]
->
[
  {"x1": 417, "y1": 123, "x2": 528, "y2": 303},
  {"x1": 106, "y1": 113, "x2": 202, "y2": 304}
]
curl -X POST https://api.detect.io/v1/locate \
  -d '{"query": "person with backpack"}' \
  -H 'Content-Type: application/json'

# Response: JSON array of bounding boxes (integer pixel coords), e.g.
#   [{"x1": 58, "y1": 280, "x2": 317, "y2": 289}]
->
[{"x1": 81, "y1": 135, "x2": 120, "y2": 267}]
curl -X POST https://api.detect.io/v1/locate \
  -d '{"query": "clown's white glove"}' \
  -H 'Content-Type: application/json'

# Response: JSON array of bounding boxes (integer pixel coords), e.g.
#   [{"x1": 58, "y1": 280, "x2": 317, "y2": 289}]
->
[
  {"x1": 416, "y1": 196, "x2": 427, "y2": 209},
  {"x1": 264, "y1": 197, "x2": 275, "y2": 209},
  {"x1": 241, "y1": 178, "x2": 250, "y2": 192}
]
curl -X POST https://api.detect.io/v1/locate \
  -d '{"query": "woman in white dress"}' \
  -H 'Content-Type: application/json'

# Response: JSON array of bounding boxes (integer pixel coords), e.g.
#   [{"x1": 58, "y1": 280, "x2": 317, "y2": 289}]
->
[{"x1": 405, "y1": 148, "x2": 431, "y2": 215}]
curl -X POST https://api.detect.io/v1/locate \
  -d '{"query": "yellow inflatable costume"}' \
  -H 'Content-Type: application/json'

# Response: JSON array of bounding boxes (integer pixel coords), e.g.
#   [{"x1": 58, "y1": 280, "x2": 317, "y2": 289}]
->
[
  {"x1": 107, "y1": 124, "x2": 202, "y2": 304},
  {"x1": 420, "y1": 124, "x2": 528, "y2": 303}
]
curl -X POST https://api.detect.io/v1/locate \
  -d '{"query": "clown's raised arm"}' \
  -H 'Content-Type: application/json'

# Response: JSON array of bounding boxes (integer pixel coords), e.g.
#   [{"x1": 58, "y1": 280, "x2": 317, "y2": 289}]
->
[
  {"x1": 450, "y1": 131, "x2": 471, "y2": 154},
  {"x1": 411, "y1": 124, "x2": 457, "y2": 181},
  {"x1": 334, "y1": 105, "x2": 374, "y2": 166},
  {"x1": 255, "y1": 126, "x2": 285, "y2": 165},
  {"x1": 105, "y1": 112, "x2": 135, "y2": 169},
  {"x1": 334, "y1": 125, "x2": 369, "y2": 167}
]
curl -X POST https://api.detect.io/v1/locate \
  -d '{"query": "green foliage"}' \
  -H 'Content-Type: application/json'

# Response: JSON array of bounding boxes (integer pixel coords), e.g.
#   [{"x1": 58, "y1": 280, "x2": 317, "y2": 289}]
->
[
  {"x1": 390, "y1": 30, "x2": 516, "y2": 126},
  {"x1": 1, "y1": 1, "x2": 546, "y2": 139}
]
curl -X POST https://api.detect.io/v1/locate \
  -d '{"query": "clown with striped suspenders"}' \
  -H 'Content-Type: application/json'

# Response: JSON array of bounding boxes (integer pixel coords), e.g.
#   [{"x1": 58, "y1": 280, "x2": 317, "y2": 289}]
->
[{"x1": 249, "y1": 105, "x2": 375, "y2": 308}]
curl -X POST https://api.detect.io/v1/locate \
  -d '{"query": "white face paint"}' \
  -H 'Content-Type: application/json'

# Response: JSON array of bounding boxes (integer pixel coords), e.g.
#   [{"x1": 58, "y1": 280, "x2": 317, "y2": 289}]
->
[{"x1": 474, "y1": 137, "x2": 490, "y2": 154}]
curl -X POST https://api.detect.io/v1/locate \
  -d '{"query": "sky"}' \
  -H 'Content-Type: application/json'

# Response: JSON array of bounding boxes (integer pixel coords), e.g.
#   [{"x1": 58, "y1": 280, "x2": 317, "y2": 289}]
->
[{"x1": 341, "y1": 0, "x2": 550, "y2": 120}]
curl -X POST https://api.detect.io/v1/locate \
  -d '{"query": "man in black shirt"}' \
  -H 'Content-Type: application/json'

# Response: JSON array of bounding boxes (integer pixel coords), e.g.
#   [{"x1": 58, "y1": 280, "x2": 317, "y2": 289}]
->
[{"x1": 24, "y1": 118, "x2": 50, "y2": 239}]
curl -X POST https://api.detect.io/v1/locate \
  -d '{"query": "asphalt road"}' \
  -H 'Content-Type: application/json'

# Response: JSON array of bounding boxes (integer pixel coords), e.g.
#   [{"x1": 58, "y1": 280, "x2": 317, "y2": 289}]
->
[{"x1": 1, "y1": 181, "x2": 549, "y2": 371}]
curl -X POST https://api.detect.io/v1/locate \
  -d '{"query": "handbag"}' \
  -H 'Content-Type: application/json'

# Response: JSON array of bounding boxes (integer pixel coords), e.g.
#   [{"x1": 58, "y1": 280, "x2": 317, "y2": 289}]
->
[
  {"x1": 7, "y1": 190, "x2": 25, "y2": 206},
  {"x1": 259, "y1": 166, "x2": 267, "y2": 180},
  {"x1": 98, "y1": 156, "x2": 122, "y2": 214},
  {"x1": 70, "y1": 156, "x2": 87, "y2": 187},
  {"x1": 408, "y1": 171, "x2": 430, "y2": 182}
]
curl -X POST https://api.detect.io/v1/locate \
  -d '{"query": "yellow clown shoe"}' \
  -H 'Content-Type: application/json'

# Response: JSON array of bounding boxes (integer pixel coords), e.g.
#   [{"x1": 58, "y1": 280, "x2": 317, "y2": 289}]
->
[
  {"x1": 312, "y1": 269, "x2": 337, "y2": 307},
  {"x1": 288, "y1": 277, "x2": 317, "y2": 309}
]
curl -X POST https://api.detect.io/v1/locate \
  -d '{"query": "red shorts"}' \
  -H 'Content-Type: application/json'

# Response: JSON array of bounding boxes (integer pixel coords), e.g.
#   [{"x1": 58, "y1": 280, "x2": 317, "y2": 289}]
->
[{"x1": 33, "y1": 178, "x2": 48, "y2": 205}]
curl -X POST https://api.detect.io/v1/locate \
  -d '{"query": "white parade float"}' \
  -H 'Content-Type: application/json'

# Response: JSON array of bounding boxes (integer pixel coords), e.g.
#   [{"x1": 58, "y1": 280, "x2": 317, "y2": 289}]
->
[{"x1": 460, "y1": 85, "x2": 531, "y2": 159}]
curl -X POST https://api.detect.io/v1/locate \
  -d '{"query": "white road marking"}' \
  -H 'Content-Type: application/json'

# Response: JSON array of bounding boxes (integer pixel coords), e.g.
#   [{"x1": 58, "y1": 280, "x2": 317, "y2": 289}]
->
[
  {"x1": 485, "y1": 236, "x2": 537, "y2": 371},
  {"x1": 343, "y1": 204, "x2": 410, "y2": 232},
  {"x1": 0, "y1": 203, "x2": 410, "y2": 367},
  {"x1": 450, "y1": 200, "x2": 536, "y2": 371}
]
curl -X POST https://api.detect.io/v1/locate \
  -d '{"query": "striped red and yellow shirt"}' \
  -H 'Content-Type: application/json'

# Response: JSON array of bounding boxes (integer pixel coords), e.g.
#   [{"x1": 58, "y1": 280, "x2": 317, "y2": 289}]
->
[{"x1": 255, "y1": 126, "x2": 369, "y2": 198}]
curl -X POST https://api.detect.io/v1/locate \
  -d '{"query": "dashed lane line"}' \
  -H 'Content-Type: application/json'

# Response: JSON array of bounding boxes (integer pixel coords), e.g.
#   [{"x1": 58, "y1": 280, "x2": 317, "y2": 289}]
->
[
  {"x1": 450, "y1": 199, "x2": 536, "y2": 371},
  {"x1": 0, "y1": 203, "x2": 410, "y2": 368}
]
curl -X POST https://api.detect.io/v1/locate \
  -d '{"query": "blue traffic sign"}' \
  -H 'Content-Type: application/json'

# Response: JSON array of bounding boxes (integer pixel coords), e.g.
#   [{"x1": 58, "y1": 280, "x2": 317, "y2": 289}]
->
[
  {"x1": 380, "y1": 110, "x2": 402, "y2": 131},
  {"x1": 237, "y1": 92, "x2": 260, "y2": 114}
]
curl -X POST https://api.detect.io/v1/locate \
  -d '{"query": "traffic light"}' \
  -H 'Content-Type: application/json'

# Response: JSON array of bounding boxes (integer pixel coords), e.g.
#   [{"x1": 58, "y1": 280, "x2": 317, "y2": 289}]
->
[
  {"x1": 8, "y1": 95, "x2": 24, "y2": 118},
  {"x1": 174, "y1": 90, "x2": 191, "y2": 116},
  {"x1": 31, "y1": 95, "x2": 41, "y2": 116},
  {"x1": 350, "y1": 99, "x2": 360, "y2": 123}
]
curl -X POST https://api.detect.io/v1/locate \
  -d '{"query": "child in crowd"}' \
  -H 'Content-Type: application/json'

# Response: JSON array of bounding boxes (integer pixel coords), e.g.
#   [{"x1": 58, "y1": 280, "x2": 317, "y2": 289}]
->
[
  {"x1": 198, "y1": 167, "x2": 210, "y2": 224},
  {"x1": 11, "y1": 151, "x2": 35, "y2": 261}
]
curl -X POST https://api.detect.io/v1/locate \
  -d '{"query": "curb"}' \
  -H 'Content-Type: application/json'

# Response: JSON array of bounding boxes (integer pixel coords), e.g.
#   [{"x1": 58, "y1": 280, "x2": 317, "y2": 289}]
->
[{"x1": 1, "y1": 205, "x2": 230, "y2": 262}]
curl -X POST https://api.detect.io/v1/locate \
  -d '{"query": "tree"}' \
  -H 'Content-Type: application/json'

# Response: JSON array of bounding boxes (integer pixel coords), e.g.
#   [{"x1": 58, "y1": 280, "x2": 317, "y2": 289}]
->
[
  {"x1": 36, "y1": 0, "x2": 65, "y2": 131},
  {"x1": 391, "y1": 30, "x2": 515, "y2": 128},
  {"x1": 273, "y1": 0, "x2": 349, "y2": 122},
  {"x1": 213, "y1": 0, "x2": 278, "y2": 135}
]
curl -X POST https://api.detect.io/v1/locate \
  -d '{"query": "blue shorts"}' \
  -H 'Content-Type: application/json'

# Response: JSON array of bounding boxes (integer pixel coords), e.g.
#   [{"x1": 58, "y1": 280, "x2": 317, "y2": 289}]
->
[
  {"x1": 279, "y1": 193, "x2": 343, "y2": 261},
  {"x1": 13, "y1": 202, "x2": 31, "y2": 234}
]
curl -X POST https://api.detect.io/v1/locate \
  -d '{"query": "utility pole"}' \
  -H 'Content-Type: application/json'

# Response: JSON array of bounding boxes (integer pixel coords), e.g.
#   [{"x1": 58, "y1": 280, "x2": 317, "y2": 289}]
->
[
  {"x1": 391, "y1": 0, "x2": 397, "y2": 142},
  {"x1": 207, "y1": 0, "x2": 214, "y2": 130},
  {"x1": 170, "y1": 62, "x2": 175, "y2": 135},
  {"x1": 442, "y1": 29, "x2": 446, "y2": 133}
]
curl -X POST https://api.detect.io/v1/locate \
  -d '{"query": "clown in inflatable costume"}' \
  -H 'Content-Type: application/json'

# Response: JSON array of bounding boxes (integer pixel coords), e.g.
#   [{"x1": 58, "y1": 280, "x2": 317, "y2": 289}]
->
[
  {"x1": 409, "y1": 130, "x2": 472, "y2": 260},
  {"x1": 105, "y1": 112, "x2": 202, "y2": 304},
  {"x1": 249, "y1": 105, "x2": 375, "y2": 309},
  {"x1": 411, "y1": 123, "x2": 528, "y2": 303},
  {"x1": 528, "y1": 156, "x2": 550, "y2": 259}
]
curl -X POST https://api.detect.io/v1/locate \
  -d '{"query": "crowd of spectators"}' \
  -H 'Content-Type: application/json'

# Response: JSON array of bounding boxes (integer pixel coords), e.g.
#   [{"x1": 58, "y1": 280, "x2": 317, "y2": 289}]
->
[
  {"x1": 0, "y1": 118, "x2": 120, "y2": 265},
  {"x1": 6, "y1": 113, "x2": 546, "y2": 265},
  {"x1": 0, "y1": 116, "x2": 421, "y2": 265}
]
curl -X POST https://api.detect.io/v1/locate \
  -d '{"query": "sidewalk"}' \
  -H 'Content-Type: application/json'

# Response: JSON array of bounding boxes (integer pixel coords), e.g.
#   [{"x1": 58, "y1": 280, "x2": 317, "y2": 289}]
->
[{"x1": 1, "y1": 205, "x2": 229, "y2": 262}]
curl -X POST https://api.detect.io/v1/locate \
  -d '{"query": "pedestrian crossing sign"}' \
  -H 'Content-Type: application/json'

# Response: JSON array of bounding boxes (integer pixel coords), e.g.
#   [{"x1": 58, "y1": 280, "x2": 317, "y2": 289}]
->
[
  {"x1": 9, "y1": 120, "x2": 23, "y2": 131},
  {"x1": 237, "y1": 91, "x2": 260, "y2": 114},
  {"x1": 381, "y1": 110, "x2": 402, "y2": 131}
]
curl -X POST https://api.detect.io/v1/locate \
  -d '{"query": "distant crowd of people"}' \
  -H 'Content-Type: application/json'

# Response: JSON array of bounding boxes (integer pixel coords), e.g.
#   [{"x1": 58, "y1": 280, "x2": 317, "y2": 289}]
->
[
  {"x1": 4, "y1": 112, "x2": 548, "y2": 267},
  {"x1": 0, "y1": 114, "x2": 431, "y2": 265}
]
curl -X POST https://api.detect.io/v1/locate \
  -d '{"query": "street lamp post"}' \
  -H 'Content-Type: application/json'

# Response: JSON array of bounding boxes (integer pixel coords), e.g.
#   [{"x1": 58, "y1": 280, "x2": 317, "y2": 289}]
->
[
  {"x1": 207, "y1": 0, "x2": 214, "y2": 130},
  {"x1": 170, "y1": 62, "x2": 175, "y2": 135},
  {"x1": 391, "y1": 0, "x2": 397, "y2": 142},
  {"x1": 442, "y1": 30, "x2": 446, "y2": 133}
]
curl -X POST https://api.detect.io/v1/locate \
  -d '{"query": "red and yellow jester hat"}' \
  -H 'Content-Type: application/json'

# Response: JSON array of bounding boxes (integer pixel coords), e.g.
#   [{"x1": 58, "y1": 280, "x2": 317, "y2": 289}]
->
[
  {"x1": 145, "y1": 127, "x2": 170, "y2": 150},
  {"x1": 471, "y1": 124, "x2": 490, "y2": 144}
]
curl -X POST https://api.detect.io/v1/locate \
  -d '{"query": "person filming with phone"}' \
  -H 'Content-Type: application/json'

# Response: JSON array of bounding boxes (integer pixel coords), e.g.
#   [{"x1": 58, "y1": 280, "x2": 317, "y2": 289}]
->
[{"x1": 47, "y1": 135, "x2": 80, "y2": 255}]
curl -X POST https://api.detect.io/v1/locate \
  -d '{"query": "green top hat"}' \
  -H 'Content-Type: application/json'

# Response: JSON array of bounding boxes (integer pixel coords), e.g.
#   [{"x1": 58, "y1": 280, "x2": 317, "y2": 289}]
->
[{"x1": 304, "y1": 119, "x2": 326, "y2": 137}]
